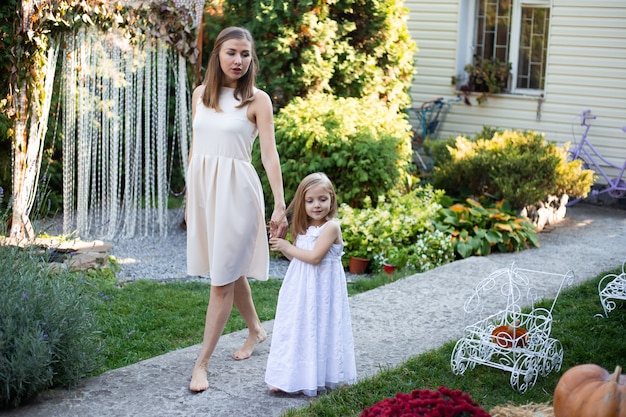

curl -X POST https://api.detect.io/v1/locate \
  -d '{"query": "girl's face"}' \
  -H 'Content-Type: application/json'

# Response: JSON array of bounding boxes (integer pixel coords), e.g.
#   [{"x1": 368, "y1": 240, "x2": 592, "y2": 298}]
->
[
  {"x1": 218, "y1": 38, "x2": 252, "y2": 87},
  {"x1": 304, "y1": 184, "x2": 332, "y2": 226}
]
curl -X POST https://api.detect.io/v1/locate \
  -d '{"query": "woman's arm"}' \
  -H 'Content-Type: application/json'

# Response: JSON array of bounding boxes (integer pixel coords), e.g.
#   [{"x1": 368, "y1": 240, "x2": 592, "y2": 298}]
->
[
  {"x1": 185, "y1": 85, "x2": 203, "y2": 222},
  {"x1": 270, "y1": 222, "x2": 341, "y2": 265},
  {"x1": 188, "y1": 85, "x2": 203, "y2": 164},
  {"x1": 251, "y1": 90, "x2": 287, "y2": 238}
]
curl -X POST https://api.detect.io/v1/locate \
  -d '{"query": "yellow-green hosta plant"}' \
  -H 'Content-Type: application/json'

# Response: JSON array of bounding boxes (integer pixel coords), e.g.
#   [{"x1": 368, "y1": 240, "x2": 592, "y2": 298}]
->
[{"x1": 433, "y1": 197, "x2": 539, "y2": 259}]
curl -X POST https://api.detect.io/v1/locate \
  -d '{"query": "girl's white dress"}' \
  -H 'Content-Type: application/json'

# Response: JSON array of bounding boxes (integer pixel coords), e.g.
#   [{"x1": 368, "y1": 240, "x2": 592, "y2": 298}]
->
[{"x1": 265, "y1": 223, "x2": 357, "y2": 396}]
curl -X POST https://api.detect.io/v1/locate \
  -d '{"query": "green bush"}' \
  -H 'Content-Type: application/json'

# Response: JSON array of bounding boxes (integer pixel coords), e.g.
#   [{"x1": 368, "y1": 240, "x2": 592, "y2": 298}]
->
[
  {"x1": 431, "y1": 129, "x2": 594, "y2": 209},
  {"x1": 405, "y1": 229, "x2": 455, "y2": 272},
  {"x1": 254, "y1": 92, "x2": 413, "y2": 210},
  {"x1": 0, "y1": 246, "x2": 101, "y2": 409},
  {"x1": 338, "y1": 186, "x2": 444, "y2": 263}
]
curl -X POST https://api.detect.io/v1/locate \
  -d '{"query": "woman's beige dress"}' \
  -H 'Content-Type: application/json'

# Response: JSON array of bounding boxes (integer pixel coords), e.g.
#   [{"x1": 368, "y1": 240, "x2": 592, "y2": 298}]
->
[{"x1": 186, "y1": 86, "x2": 269, "y2": 285}]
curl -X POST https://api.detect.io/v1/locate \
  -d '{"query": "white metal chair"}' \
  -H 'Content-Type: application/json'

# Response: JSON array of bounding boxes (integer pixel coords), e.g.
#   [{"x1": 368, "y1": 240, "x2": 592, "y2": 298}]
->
[{"x1": 598, "y1": 259, "x2": 626, "y2": 318}]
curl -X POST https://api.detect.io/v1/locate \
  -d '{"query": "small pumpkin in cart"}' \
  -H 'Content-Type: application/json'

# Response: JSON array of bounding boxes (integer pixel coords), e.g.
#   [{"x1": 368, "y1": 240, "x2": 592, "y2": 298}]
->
[
  {"x1": 553, "y1": 364, "x2": 626, "y2": 417},
  {"x1": 490, "y1": 324, "x2": 528, "y2": 348}
]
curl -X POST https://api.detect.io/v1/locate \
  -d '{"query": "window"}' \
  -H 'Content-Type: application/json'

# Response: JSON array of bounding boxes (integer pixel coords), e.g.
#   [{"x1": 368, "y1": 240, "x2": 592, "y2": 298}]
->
[{"x1": 458, "y1": 0, "x2": 550, "y2": 94}]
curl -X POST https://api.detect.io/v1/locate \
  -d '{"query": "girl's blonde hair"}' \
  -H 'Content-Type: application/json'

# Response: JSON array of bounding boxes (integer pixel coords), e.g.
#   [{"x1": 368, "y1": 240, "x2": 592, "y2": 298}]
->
[
  {"x1": 202, "y1": 26, "x2": 259, "y2": 111},
  {"x1": 288, "y1": 172, "x2": 338, "y2": 238}
]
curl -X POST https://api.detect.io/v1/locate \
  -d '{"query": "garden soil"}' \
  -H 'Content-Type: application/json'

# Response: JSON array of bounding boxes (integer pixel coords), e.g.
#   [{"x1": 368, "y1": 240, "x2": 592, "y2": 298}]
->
[{"x1": 4, "y1": 202, "x2": 626, "y2": 417}]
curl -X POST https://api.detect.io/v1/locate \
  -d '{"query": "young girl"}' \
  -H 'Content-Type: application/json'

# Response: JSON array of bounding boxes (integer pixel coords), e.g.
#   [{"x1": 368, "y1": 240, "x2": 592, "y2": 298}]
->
[{"x1": 265, "y1": 172, "x2": 357, "y2": 396}]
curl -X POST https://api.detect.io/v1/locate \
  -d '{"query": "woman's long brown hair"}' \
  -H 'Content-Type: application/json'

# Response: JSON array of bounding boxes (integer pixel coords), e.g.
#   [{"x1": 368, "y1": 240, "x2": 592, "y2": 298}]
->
[{"x1": 201, "y1": 26, "x2": 259, "y2": 111}]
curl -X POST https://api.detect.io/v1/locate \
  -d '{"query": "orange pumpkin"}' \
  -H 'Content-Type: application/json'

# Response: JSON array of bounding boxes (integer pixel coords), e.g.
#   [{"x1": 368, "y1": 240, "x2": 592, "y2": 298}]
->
[
  {"x1": 490, "y1": 324, "x2": 528, "y2": 348},
  {"x1": 553, "y1": 364, "x2": 626, "y2": 417}
]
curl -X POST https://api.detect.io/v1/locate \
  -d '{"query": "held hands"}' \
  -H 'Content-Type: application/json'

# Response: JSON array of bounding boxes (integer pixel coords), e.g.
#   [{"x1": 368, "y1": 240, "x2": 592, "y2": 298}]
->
[
  {"x1": 269, "y1": 237, "x2": 291, "y2": 253},
  {"x1": 268, "y1": 208, "x2": 288, "y2": 239}
]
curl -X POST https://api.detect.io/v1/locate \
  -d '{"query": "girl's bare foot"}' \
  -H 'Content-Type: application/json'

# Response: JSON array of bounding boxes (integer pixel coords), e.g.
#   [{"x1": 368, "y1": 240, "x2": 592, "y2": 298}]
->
[
  {"x1": 189, "y1": 364, "x2": 209, "y2": 392},
  {"x1": 232, "y1": 328, "x2": 267, "y2": 360}
]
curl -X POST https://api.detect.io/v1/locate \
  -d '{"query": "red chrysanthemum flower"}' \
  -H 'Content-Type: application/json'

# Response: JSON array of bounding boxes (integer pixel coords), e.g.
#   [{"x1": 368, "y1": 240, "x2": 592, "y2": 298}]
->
[{"x1": 360, "y1": 386, "x2": 491, "y2": 417}]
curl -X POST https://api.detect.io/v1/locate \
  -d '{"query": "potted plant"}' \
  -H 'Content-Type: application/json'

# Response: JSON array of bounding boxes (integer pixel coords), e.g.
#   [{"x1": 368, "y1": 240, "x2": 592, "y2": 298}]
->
[
  {"x1": 345, "y1": 236, "x2": 375, "y2": 274},
  {"x1": 338, "y1": 202, "x2": 378, "y2": 274},
  {"x1": 380, "y1": 245, "x2": 409, "y2": 274},
  {"x1": 454, "y1": 55, "x2": 511, "y2": 105}
]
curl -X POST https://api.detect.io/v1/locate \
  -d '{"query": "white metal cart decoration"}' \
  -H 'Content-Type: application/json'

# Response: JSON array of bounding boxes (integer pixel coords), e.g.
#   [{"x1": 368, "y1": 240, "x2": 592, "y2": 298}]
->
[
  {"x1": 598, "y1": 259, "x2": 626, "y2": 318},
  {"x1": 450, "y1": 263, "x2": 574, "y2": 393}
]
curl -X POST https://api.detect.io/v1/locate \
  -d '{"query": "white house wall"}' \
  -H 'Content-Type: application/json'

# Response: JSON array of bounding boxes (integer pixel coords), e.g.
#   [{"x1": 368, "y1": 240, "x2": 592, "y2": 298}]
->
[{"x1": 406, "y1": 0, "x2": 626, "y2": 181}]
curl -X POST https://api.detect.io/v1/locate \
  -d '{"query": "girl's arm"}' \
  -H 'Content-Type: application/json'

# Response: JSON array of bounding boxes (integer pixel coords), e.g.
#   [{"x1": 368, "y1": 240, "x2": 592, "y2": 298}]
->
[
  {"x1": 251, "y1": 90, "x2": 288, "y2": 238},
  {"x1": 270, "y1": 221, "x2": 341, "y2": 265}
]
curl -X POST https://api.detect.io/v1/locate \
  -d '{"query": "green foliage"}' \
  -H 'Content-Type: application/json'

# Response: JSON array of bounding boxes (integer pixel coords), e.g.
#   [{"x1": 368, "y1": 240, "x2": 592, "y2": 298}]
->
[
  {"x1": 555, "y1": 143, "x2": 596, "y2": 198},
  {"x1": 432, "y1": 129, "x2": 594, "y2": 209},
  {"x1": 338, "y1": 186, "x2": 444, "y2": 262},
  {"x1": 202, "y1": 0, "x2": 416, "y2": 112},
  {"x1": 0, "y1": 186, "x2": 9, "y2": 235},
  {"x1": 377, "y1": 244, "x2": 410, "y2": 268},
  {"x1": 423, "y1": 135, "x2": 457, "y2": 168},
  {"x1": 3, "y1": 0, "x2": 198, "y2": 122},
  {"x1": 375, "y1": 229, "x2": 455, "y2": 273},
  {"x1": 0, "y1": 246, "x2": 101, "y2": 409},
  {"x1": 0, "y1": 1, "x2": 17, "y2": 194},
  {"x1": 405, "y1": 229, "x2": 455, "y2": 272},
  {"x1": 254, "y1": 92, "x2": 413, "y2": 210},
  {"x1": 456, "y1": 56, "x2": 512, "y2": 105},
  {"x1": 433, "y1": 197, "x2": 539, "y2": 259}
]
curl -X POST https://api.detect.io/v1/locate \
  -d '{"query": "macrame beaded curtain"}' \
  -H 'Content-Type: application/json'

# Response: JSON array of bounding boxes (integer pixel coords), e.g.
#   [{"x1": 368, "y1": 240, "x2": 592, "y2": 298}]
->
[{"x1": 60, "y1": 0, "x2": 202, "y2": 239}]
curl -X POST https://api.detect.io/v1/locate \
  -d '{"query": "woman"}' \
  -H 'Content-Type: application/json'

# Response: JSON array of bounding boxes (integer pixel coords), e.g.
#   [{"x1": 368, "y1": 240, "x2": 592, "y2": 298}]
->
[{"x1": 186, "y1": 26, "x2": 287, "y2": 393}]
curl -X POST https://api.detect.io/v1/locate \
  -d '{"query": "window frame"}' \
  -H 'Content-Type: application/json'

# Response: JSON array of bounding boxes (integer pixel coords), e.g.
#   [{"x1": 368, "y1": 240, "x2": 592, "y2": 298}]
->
[{"x1": 457, "y1": 0, "x2": 551, "y2": 96}]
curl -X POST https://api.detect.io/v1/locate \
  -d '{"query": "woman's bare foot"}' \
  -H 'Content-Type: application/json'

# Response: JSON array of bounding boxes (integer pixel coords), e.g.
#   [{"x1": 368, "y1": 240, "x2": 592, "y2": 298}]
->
[
  {"x1": 189, "y1": 364, "x2": 209, "y2": 392},
  {"x1": 232, "y1": 328, "x2": 267, "y2": 360}
]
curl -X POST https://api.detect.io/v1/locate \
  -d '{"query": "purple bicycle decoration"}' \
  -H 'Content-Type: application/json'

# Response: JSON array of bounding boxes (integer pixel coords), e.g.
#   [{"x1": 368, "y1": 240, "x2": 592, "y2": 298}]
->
[{"x1": 567, "y1": 109, "x2": 626, "y2": 206}]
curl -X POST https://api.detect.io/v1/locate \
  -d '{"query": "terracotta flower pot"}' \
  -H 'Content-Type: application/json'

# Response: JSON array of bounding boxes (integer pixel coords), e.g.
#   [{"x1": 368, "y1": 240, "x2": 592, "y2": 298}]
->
[{"x1": 349, "y1": 256, "x2": 370, "y2": 274}]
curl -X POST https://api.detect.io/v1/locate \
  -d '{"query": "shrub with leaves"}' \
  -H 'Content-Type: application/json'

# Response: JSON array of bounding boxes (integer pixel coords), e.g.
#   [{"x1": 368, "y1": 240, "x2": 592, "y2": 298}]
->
[
  {"x1": 254, "y1": 92, "x2": 413, "y2": 210},
  {"x1": 433, "y1": 197, "x2": 539, "y2": 259},
  {"x1": 431, "y1": 129, "x2": 594, "y2": 209},
  {"x1": 0, "y1": 246, "x2": 101, "y2": 409},
  {"x1": 339, "y1": 186, "x2": 443, "y2": 263},
  {"x1": 405, "y1": 229, "x2": 455, "y2": 272}
]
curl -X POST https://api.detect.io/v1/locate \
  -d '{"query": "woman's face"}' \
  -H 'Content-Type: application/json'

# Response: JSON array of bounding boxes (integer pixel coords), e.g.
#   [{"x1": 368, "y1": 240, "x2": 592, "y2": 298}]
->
[{"x1": 219, "y1": 38, "x2": 252, "y2": 87}]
